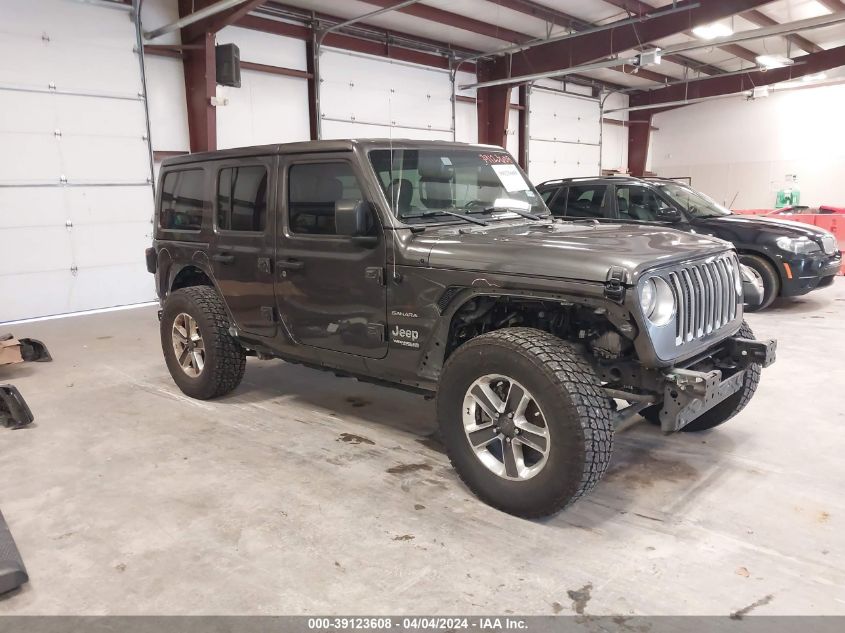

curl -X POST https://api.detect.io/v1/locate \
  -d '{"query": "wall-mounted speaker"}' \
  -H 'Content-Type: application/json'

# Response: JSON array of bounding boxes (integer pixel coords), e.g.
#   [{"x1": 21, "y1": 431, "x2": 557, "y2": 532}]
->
[{"x1": 215, "y1": 43, "x2": 241, "y2": 88}]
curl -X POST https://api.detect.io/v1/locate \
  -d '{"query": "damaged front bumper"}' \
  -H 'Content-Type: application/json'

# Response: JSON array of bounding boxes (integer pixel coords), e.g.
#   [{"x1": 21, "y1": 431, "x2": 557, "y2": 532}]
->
[{"x1": 659, "y1": 336, "x2": 777, "y2": 432}]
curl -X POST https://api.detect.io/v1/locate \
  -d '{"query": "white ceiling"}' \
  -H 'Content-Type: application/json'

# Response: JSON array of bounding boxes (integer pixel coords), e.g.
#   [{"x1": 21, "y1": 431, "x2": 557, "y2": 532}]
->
[{"x1": 274, "y1": 0, "x2": 845, "y2": 88}]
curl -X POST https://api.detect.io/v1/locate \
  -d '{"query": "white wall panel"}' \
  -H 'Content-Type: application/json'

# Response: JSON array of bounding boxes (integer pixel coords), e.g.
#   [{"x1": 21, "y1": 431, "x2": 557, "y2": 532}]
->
[
  {"x1": 217, "y1": 26, "x2": 307, "y2": 70},
  {"x1": 528, "y1": 88, "x2": 601, "y2": 183},
  {"x1": 455, "y1": 102, "x2": 478, "y2": 144},
  {"x1": 0, "y1": 0, "x2": 154, "y2": 321},
  {"x1": 505, "y1": 108, "x2": 519, "y2": 156},
  {"x1": 320, "y1": 120, "x2": 447, "y2": 141},
  {"x1": 215, "y1": 28, "x2": 310, "y2": 150},
  {"x1": 601, "y1": 92, "x2": 629, "y2": 173},
  {"x1": 651, "y1": 84, "x2": 845, "y2": 208},
  {"x1": 320, "y1": 49, "x2": 453, "y2": 140},
  {"x1": 144, "y1": 55, "x2": 190, "y2": 152},
  {"x1": 217, "y1": 69, "x2": 310, "y2": 149}
]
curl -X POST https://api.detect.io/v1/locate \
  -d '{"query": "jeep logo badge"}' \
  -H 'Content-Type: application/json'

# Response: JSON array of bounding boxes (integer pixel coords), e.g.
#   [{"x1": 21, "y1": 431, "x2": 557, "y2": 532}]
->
[{"x1": 391, "y1": 325, "x2": 420, "y2": 349}]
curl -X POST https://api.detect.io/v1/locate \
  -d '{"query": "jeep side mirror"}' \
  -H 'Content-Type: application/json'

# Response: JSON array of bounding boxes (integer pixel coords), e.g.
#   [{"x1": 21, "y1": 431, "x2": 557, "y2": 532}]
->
[
  {"x1": 656, "y1": 206, "x2": 682, "y2": 223},
  {"x1": 335, "y1": 199, "x2": 375, "y2": 240}
]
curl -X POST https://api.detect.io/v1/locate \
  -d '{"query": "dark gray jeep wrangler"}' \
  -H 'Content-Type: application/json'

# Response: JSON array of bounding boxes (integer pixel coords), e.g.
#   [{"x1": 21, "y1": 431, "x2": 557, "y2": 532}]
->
[{"x1": 146, "y1": 139, "x2": 776, "y2": 517}]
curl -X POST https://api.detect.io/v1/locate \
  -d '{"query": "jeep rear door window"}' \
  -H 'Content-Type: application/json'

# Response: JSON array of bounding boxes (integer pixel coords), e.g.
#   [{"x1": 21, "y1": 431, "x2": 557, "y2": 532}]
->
[
  {"x1": 368, "y1": 149, "x2": 547, "y2": 224},
  {"x1": 563, "y1": 185, "x2": 607, "y2": 219},
  {"x1": 216, "y1": 165, "x2": 268, "y2": 232},
  {"x1": 614, "y1": 185, "x2": 666, "y2": 221},
  {"x1": 288, "y1": 162, "x2": 363, "y2": 235},
  {"x1": 160, "y1": 169, "x2": 204, "y2": 231}
]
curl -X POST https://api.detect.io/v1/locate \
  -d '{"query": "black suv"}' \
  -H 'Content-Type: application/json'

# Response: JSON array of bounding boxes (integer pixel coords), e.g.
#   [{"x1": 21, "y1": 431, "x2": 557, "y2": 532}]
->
[
  {"x1": 537, "y1": 177, "x2": 842, "y2": 311},
  {"x1": 146, "y1": 140, "x2": 775, "y2": 517}
]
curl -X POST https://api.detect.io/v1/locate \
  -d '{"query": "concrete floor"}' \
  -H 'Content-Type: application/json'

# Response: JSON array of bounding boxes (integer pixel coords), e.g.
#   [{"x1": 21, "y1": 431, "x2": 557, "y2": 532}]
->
[{"x1": 1, "y1": 279, "x2": 843, "y2": 616}]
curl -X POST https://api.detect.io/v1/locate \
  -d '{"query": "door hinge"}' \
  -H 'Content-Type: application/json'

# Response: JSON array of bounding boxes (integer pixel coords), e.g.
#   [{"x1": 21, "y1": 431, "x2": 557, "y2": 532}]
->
[
  {"x1": 366, "y1": 322, "x2": 386, "y2": 342},
  {"x1": 260, "y1": 306, "x2": 277, "y2": 322},
  {"x1": 365, "y1": 267, "x2": 385, "y2": 286},
  {"x1": 604, "y1": 266, "x2": 629, "y2": 303}
]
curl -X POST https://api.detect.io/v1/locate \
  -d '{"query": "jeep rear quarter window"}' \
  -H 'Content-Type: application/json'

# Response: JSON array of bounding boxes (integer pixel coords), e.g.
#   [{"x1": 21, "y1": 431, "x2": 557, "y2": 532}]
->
[
  {"x1": 288, "y1": 162, "x2": 363, "y2": 235},
  {"x1": 160, "y1": 169, "x2": 205, "y2": 231},
  {"x1": 216, "y1": 165, "x2": 268, "y2": 232}
]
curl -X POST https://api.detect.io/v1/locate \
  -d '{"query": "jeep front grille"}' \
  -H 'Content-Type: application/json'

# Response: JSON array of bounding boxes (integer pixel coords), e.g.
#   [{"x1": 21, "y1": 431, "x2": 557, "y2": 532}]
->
[{"x1": 667, "y1": 254, "x2": 741, "y2": 345}]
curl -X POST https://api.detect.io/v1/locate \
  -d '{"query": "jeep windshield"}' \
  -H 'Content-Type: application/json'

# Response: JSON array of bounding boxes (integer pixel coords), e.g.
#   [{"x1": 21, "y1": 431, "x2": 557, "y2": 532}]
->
[
  {"x1": 657, "y1": 182, "x2": 732, "y2": 219},
  {"x1": 368, "y1": 148, "x2": 548, "y2": 225}
]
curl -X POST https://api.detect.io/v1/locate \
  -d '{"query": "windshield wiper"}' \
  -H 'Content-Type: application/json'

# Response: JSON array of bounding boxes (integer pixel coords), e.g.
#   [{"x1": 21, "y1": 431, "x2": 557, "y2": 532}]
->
[
  {"x1": 471, "y1": 206, "x2": 545, "y2": 221},
  {"x1": 418, "y1": 210, "x2": 489, "y2": 226}
]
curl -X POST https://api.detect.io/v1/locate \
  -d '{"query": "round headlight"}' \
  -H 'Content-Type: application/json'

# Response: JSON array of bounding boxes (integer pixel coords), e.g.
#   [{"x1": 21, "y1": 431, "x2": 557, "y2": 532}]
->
[
  {"x1": 640, "y1": 278, "x2": 656, "y2": 316},
  {"x1": 640, "y1": 276, "x2": 675, "y2": 326}
]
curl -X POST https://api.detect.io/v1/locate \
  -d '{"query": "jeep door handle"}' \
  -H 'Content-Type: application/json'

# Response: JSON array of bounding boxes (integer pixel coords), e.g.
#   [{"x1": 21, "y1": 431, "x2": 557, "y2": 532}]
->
[
  {"x1": 211, "y1": 253, "x2": 235, "y2": 265},
  {"x1": 276, "y1": 259, "x2": 304, "y2": 271}
]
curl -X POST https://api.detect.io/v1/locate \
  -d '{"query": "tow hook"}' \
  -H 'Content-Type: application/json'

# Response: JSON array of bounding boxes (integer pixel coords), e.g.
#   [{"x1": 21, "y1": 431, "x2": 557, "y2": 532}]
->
[{"x1": 604, "y1": 266, "x2": 629, "y2": 302}]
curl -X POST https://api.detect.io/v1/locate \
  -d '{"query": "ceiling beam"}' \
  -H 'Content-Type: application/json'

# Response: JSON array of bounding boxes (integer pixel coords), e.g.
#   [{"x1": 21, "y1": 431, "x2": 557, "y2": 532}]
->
[
  {"x1": 488, "y1": 0, "x2": 725, "y2": 76},
  {"x1": 485, "y1": 0, "x2": 591, "y2": 31},
  {"x1": 600, "y1": 0, "x2": 761, "y2": 66},
  {"x1": 359, "y1": 0, "x2": 678, "y2": 85},
  {"x1": 238, "y1": 14, "x2": 456, "y2": 69},
  {"x1": 358, "y1": 0, "x2": 531, "y2": 44},
  {"x1": 740, "y1": 9, "x2": 824, "y2": 54},
  {"x1": 818, "y1": 1, "x2": 845, "y2": 11},
  {"x1": 172, "y1": 0, "x2": 266, "y2": 42},
  {"x1": 628, "y1": 43, "x2": 845, "y2": 109},
  {"x1": 504, "y1": 0, "x2": 770, "y2": 77}
]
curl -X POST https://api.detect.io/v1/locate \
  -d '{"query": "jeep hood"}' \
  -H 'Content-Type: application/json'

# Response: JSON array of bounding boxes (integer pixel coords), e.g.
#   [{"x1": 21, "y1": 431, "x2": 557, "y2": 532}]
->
[{"x1": 419, "y1": 221, "x2": 730, "y2": 284}]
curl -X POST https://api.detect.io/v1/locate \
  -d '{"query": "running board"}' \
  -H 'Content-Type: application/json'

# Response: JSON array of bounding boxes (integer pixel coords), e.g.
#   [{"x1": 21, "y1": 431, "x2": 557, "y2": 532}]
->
[{"x1": 0, "y1": 509, "x2": 28, "y2": 595}]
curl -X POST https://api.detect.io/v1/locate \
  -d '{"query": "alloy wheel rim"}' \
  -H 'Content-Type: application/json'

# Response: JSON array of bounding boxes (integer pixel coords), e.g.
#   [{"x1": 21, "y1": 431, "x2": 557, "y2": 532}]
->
[
  {"x1": 462, "y1": 374, "x2": 551, "y2": 481},
  {"x1": 172, "y1": 313, "x2": 205, "y2": 377}
]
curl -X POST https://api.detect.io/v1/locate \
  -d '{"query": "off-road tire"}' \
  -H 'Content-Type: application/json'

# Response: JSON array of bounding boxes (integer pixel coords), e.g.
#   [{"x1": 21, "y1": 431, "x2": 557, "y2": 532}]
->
[
  {"x1": 739, "y1": 254, "x2": 779, "y2": 311},
  {"x1": 436, "y1": 327, "x2": 614, "y2": 518},
  {"x1": 641, "y1": 321, "x2": 762, "y2": 432},
  {"x1": 160, "y1": 286, "x2": 246, "y2": 399}
]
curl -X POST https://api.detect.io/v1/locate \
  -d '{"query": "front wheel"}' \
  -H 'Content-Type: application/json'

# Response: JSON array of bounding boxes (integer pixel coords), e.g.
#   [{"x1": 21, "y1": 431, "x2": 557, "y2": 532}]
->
[
  {"x1": 160, "y1": 286, "x2": 246, "y2": 399},
  {"x1": 436, "y1": 328, "x2": 614, "y2": 518}
]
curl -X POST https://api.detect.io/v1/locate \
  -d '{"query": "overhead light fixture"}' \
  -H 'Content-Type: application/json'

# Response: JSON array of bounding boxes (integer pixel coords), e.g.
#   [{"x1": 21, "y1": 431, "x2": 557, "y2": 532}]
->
[
  {"x1": 802, "y1": 72, "x2": 827, "y2": 82},
  {"x1": 756, "y1": 54, "x2": 794, "y2": 69},
  {"x1": 691, "y1": 22, "x2": 733, "y2": 39}
]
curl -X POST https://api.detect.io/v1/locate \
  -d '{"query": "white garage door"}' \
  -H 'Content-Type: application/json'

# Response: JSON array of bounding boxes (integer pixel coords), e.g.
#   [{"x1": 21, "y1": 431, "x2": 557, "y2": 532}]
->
[
  {"x1": 0, "y1": 0, "x2": 155, "y2": 322},
  {"x1": 528, "y1": 87, "x2": 601, "y2": 184},
  {"x1": 319, "y1": 49, "x2": 454, "y2": 141}
]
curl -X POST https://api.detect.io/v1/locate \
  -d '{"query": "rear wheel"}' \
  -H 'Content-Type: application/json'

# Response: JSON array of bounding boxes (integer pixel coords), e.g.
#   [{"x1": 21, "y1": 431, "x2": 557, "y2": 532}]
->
[
  {"x1": 160, "y1": 286, "x2": 246, "y2": 399},
  {"x1": 739, "y1": 254, "x2": 779, "y2": 311},
  {"x1": 641, "y1": 321, "x2": 762, "y2": 432},
  {"x1": 436, "y1": 328, "x2": 614, "y2": 518}
]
